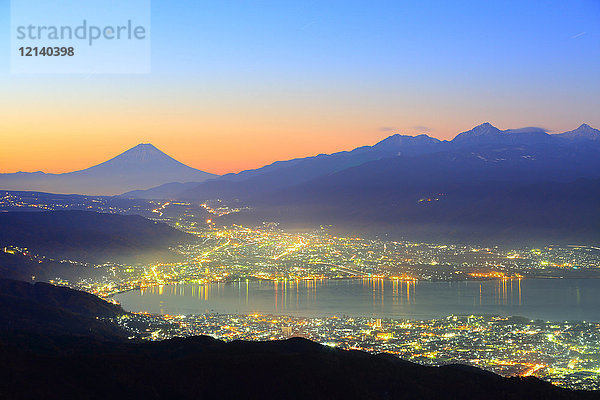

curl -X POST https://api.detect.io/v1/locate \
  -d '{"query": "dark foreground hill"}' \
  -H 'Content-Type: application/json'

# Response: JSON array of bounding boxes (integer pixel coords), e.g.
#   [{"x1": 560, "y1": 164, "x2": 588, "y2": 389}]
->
[
  {"x1": 0, "y1": 279, "x2": 126, "y2": 341},
  {"x1": 0, "y1": 334, "x2": 595, "y2": 400},
  {"x1": 0, "y1": 210, "x2": 193, "y2": 264},
  {"x1": 0, "y1": 280, "x2": 595, "y2": 400}
]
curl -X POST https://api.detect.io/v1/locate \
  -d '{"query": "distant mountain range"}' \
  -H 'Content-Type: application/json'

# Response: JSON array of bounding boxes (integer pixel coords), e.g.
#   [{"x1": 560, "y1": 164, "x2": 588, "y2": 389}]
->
[
  {"x1": 121, "y1": 122, "x2": 600, "y2": 245},
  {"x1": 123, "y1": 123, "x2": 600, "y2": 201},
  {"x1": 0, "y1": 143, "x2": 217, "y2": 196}
]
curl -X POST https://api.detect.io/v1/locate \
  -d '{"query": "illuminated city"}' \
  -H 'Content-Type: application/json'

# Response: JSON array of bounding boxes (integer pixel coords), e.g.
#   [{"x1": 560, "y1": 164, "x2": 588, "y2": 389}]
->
[{"x1": 2, "y1": 192, "x2": 599, "y2": 391}]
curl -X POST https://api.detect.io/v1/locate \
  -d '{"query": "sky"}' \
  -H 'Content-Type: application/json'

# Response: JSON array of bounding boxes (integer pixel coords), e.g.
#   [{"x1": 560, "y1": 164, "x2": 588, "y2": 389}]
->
[{"x1": 0, "y1": 0, "x2": 599, "y2": 175}]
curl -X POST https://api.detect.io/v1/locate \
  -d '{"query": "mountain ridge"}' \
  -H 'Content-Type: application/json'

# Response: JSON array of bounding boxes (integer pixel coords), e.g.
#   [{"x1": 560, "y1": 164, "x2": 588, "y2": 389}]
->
[
  {"x1": 556, "y1": 124, "x2": 600, "y2": 141},
  {"x1": 0, "y1": 210, "x2": 194, "y2": 264},
  {"x1": 124, "y1": 122, "x2": 599, "y2": 201}
]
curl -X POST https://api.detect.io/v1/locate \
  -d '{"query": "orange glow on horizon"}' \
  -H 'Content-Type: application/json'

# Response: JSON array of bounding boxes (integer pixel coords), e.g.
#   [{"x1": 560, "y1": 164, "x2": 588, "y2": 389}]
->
[
  {"x1": 1, "y1": 78, "x2": 591, "y2": 175},
  {"x1": 0, "y1": 131, "x2": 382, "y2": 175},
  {"x1": 0, "y1": 90, "x2": 396, "y2": 175}
]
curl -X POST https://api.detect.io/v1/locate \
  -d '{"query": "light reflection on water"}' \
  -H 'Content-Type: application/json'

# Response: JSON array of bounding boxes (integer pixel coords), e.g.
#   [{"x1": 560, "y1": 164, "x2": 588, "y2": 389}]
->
[{"x1": 113, "y1": 278, "x2": 600, "y2": 322}]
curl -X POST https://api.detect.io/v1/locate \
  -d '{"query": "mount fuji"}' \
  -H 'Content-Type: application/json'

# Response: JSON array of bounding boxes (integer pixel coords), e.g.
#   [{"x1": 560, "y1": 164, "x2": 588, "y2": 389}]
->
[{"x1": 0, "y1": 143, "x2": 217, "y2": 196}]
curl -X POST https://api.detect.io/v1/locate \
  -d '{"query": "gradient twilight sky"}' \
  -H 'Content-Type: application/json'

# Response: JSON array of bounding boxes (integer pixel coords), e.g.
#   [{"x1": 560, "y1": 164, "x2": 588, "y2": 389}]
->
[{"x1": 1, "y1": 0, "x2": 599, "y2": 174}]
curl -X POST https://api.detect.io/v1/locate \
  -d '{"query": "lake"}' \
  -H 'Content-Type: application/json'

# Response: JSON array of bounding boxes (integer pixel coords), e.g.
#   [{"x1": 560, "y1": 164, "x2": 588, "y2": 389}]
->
[{"x1": 113, "y1": 278, "x2": 600, "y2": 322}]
